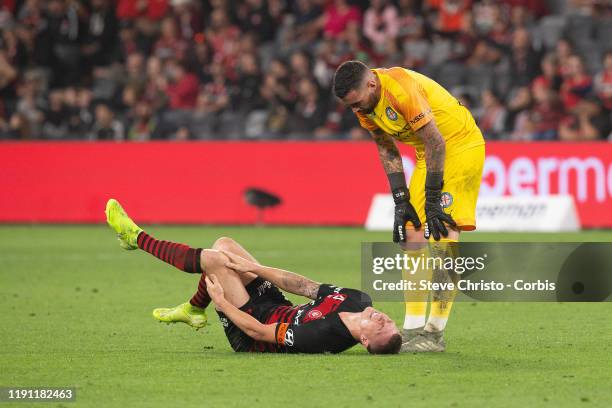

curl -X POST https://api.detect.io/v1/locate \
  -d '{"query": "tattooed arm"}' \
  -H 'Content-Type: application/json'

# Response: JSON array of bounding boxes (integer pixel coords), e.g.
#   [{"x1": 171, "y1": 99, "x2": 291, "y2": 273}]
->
[
  {"x1": 416, "y1": 121, "x2": 446, "y2": 174},
  {"x1": 222, "y1": 250, "x2": 321, "y2": 299},
  {"x1": 371, "y1": 129, "x2": 404, "y2": 174},
  {"x1": 416, "y1": 120, "x2": 456, "y2": 240},
  {"x1": 249, "y1": 265, "x2": 321, "y2": 300},
  {"x1": 371, "y1": 129, "x2": 422, "y2": 241}
]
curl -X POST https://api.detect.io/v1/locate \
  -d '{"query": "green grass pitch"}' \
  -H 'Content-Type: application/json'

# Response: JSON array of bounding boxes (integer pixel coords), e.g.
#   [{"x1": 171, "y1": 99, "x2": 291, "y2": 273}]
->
[{"x1": 1, "y1": 226, "x2": 611, "y2": 408}]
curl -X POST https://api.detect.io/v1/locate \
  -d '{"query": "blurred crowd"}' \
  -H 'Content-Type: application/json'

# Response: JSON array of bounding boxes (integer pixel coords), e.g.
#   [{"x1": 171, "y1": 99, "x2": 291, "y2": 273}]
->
[{"x1": 0, "y1": 0, "x2": 611, "y2": 141}]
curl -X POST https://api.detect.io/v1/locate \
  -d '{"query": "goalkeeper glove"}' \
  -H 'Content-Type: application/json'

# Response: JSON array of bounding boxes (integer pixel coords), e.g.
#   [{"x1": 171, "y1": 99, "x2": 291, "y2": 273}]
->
[
  {"x1": 424, "y1": 172, "x2": 457, "y2": 241},
  {"x1": 388, "y1": 172, "x2": 421, "y2": 243}
]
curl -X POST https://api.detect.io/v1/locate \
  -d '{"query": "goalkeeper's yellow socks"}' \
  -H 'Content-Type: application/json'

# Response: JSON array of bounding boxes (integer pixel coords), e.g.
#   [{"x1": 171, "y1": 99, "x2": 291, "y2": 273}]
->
[
  {"x1": 425, "y1": 238, "x2": 458, "y2": 332},
  {"x1": 403, "y1": 245, "x2": 431, "y2": 330}
]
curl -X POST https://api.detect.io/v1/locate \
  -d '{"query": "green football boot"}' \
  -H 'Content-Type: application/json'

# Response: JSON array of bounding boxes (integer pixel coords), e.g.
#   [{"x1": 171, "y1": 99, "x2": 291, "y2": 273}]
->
[
  {"x1": 153, "y1": 302, "x2": 208, "y2": 330},
  {"x1": 401, "y1": 330, "x2": 446, "y2": 353},
  {"x1": 105, "y1": 199, "x2": 143, "y2": 250}
]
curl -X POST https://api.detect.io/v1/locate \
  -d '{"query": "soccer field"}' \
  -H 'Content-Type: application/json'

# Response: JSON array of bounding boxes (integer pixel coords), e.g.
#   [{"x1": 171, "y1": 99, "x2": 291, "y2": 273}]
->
[{"x1": 1, "y1": 226, "x2": 611, "y2": 408}]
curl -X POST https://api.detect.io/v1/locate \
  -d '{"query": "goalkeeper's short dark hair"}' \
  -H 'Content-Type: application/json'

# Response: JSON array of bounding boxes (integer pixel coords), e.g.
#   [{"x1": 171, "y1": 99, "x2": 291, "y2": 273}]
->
[
  {"x1": 367, "y1": 333, "x2": 402, "y2": 355},
  {"x1": 333, "y1": 60, "x2": 370, "y2": 99}
]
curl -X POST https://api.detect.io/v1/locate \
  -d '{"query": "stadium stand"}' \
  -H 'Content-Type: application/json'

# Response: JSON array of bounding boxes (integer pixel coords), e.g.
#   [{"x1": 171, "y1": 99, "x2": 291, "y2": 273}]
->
[{"x1": 0, "y1": 0, "x2": 610, "y2": 141}]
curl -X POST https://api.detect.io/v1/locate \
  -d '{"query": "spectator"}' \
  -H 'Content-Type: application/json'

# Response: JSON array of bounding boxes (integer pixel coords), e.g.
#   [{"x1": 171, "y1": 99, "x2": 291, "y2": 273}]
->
[
  {"x1": 153, "y1": 16, "x2": 188, "y2": 60},
  {"x1": 0, "y1": 0, "x2": 608, "y2": 141},
  {"x1": 0, "y1": 48, "x2": 18, "y2": 108},
  {"x1": 555, "y1": 39, "x2": 574, "y2": 77},
  {"x1": 170, "y1": 0, "x2": 203, "y2": 41},
  {"x1": 42, "y1": 89, "x2": 68, "y2": 139},
  {"x1": 289, "y1": 77, "x2": 329, "y2": 138},
  {"x1": 116, "y1": 21, "x2": 148, "y2": 61},
  {"x1": 290, "y1": 0, "x2": 323, "y2": 46},
  {"x1": 234, "y1": 52, "x2": 264, "y2": 113},
  {"x1": 321, "y1": 0, "x2": 362, "y2": 39},
  {"x1": 290, "y1": 50, "x2": 313, "y2": 83},
  {"x1": 89, "y1": 102, "x2": 124, "y2": 140},
  {"x1": 123, "y1": 52, "x2": 147, "y2": 92},
  {"x1": 117, "y1": 0, "x2": 168, "y2": 20},
  {"x1": 531, "y1": 53, "x2": 561, "y2": 91},
  {"x1": 506, "y1": 85, "x2": 532, "y2": 133},
  {"x1": 560, "y1": 54, "x2": 592, "y2": 111},
  {"x1": 15, "y1": 71, "x2": 45, "y2": 137},
  {"x1": 343, "y1": 19, "x2": 380, "y2": 65},
  {"x1": 64, "y1": 86, "x2": 91, "y2": 138},
  {"x1": 397, "y1": 0, "x2": 429, "y2": 68},
  {"x1": 559, "y1": 96, "x2": 611, "y2": 141},
  {"x1": 42, "y1": 0, "x2": 83, "y2": 87},
  {"x1": 363, "y1": 0, "x2": 400, "y2": 55},
  {"x1": 473, "y1": 0, "x2": 501, "y2": 34},
  {"x1": 594, "y1": 51, "x2": 612, "y2": 111},
  {"x1": 164, "y1": 58, "x2": 199, "y2": 110},
  {"x1": 508, "y1": 27, "x2": 540, "y2": 88},
  {"x1": 236, "y1": 0, "x2": 276, "y2": 44},
  {"x1": 143, "y1": 55, "x2": 168, "y2": 113},
  {"x1": 529, "y1": 81, "x2": 564, "y2": 140},
  {"x1": 476, "y1": 89, "x2": 507, "y2": 139},
  {"x1": 126, "y1": 99, "x2": 158, "y2": 141},
  {"x1": 81, "y1": 0, "x2": 118, "y2": 69},
  {"x1": 436, "y1": 0, "x2": 471, "y2": 34},
  {"x1": 0, "y1": 112, "x2": 31, "y2": 139},
  {"x1": 190, "y1": 62, "x2": 230, "y2": 139},
  {"x1": 206, "y1": 8, "x2": 242, "y2": 80},
  {"x1": 501, "y1": 0, "x2": 548, "y2": 20}
]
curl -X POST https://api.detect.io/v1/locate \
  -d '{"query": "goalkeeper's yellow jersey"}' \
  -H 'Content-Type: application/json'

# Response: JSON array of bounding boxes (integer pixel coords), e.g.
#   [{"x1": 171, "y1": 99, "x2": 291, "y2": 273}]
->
[{"x1": 356, "y1": 67, "x2": 484, "y2": 161}]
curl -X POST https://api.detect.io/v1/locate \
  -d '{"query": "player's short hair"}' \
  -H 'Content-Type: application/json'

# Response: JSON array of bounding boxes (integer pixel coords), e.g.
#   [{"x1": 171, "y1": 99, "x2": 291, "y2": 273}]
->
[
  {"x1": 367, "y1": 333, "x2": 402, "y2": 355},
  {"x1": 333, "y1": 60, "x2": 370, "y2": 99}
]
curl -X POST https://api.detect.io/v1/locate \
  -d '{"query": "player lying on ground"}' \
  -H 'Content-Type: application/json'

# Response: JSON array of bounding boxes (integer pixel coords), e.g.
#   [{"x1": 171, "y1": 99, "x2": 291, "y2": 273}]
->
[{"x1": 105, "y1": 199, "x2": 402, "y2": 354}]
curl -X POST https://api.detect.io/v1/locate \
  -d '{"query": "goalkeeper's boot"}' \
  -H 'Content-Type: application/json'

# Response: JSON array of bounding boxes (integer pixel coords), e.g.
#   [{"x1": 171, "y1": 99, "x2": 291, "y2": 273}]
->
[
  {"x1": 105, "y1": 199, "x2": 143, "y2": 250},
  {"x1": 401, "y1": 330, "x2": 445, "y2": 353},
  {"x1": 401, "y1": 327, "x2": 424, "y2": 344},
  {"x1": 153, "y1": 302, "x2": 208, "y2": 330}
]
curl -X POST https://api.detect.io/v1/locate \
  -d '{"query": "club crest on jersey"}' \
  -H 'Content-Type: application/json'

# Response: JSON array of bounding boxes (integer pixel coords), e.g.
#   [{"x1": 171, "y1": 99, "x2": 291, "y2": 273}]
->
[
  {"x1": 307, "y1": 309, "x2": 323, "y2": 320},
  {"x1": 385, "y1": 107, "x2": 398, "y2": 121},
  {"x1": 440, "y1": 192, "x2": 453, "y2": 208}
]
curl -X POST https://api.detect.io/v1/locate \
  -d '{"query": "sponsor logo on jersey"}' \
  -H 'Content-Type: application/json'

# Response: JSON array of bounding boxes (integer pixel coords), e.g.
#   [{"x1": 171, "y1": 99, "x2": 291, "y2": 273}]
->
[
  {"x1": 284, "y1": 329, "x2": 294, "y2": 346},
  {"x1": 294, "y1": 308, "x2": 304, "y2": 324},
  {"x1": 385, "y1": 107, "x2": 398, "y2": 121},
  {"x1": 440, "y1": 192, "x2": 453, "y2": 208},
  {"x1": 409, "y1": 112, "x2": 425, "y2": 125},
  {"x1": 256, "y1": 280, "x2": 272, "y2": 296},
  {"x1": 220, "y1": 317, "x2": 229, "y2": 328}
]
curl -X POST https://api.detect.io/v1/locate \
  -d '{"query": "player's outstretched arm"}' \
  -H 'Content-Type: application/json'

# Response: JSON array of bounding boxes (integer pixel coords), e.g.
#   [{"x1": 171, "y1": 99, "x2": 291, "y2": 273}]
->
[
  {"x1": 206, "y1": 275, "x2": 277, "y2": 343},
  {"x1": 416, "y1": 121, "x2": 457, "y2": 240},
  {"x1": 371, "y1": 129, "x2": 421, "y2": 242},
  {"x1": 221, "y1": 250, "x2": 321, "y2": 300}
]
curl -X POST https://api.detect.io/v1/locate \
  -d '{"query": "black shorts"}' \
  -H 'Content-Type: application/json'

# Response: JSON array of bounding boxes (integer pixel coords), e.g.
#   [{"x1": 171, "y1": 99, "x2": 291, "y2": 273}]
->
[{"x1": 216, "y1": 277, "x2": 292, "y2": 352}]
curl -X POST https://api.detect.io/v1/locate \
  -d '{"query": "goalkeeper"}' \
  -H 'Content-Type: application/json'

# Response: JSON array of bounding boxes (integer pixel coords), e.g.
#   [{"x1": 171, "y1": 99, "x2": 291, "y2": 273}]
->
[
  {"x1": 105, "y1": 199, "x2": 401, "y2": 355},
  {"x1": 333, "y1": 61, "x2": 485, "y2": 352}
]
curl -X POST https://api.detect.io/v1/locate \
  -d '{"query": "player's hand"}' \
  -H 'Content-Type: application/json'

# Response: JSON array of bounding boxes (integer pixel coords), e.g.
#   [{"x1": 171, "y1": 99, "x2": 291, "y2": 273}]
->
[
  {"x1": 205, "y1": 274, "x2": 225, "y2": 304},
  {"x1": 221, "y1": 250, "x2": 258, "y2": 274},
  {"x1": 392, "y1": 187, "x2": 421, "y2": 243},
  {"x1": 424, "y1": 189, "x2": 457, "y2": 241}
]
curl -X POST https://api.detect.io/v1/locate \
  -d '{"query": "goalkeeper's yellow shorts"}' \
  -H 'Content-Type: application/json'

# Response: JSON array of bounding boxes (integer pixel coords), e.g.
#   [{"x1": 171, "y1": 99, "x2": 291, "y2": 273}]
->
[{"x1": 408, "y1": 144, "x2": 485, "y2": 231}]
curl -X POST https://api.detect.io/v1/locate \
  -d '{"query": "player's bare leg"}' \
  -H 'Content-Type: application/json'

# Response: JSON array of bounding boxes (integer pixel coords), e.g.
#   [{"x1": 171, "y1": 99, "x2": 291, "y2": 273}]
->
[
  {"x1": 199, "y1": 249, "x2": 253, "y2": 308},
  {"x1": 152, "y1": 237, "x2": 261, "y2": 327}
]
